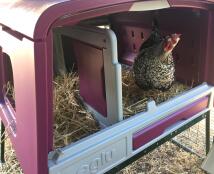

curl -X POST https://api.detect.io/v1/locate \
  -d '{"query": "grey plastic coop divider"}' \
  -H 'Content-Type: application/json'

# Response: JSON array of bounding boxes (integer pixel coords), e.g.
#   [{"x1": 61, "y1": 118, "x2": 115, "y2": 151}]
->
[{"x1": 54, "y1": 26, "x2": 123, "y2": 126}]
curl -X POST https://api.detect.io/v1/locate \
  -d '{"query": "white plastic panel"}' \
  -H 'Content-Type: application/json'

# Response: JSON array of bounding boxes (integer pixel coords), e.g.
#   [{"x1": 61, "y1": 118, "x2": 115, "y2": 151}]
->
[
  {"x1": 129, "y1": 0, "x2": 170, "y2": 11},
  {"x1": 50, "y1": 138, "x2": 127, "y2": 174}
]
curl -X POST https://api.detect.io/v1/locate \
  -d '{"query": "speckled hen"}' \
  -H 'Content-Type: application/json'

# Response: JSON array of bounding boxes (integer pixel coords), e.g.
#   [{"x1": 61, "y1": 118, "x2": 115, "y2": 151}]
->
[{"x1": 133, "y1": 33, "x2": 181, "y2": 90}]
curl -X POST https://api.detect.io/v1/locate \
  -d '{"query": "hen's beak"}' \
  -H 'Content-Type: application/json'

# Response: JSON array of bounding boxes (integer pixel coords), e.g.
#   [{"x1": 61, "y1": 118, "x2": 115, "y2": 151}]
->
[
  {"x1": 177, "y1": 33, "x2": 182, "y2": 38},
  {"x1": 172, "y1": 33, "x2": 181, "y2": 45}
]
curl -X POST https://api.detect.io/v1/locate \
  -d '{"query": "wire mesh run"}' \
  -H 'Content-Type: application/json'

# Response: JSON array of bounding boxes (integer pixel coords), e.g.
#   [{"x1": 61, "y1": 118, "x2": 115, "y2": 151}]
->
[{"x1": 173, "y1": 112, "x2": 214, "y2": 158}]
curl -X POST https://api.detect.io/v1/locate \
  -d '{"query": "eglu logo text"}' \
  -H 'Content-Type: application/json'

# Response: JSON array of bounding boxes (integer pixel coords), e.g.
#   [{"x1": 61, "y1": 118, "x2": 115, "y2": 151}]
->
[{"x1": 77, "y1": 149, "x2": 115, "y2": 174}]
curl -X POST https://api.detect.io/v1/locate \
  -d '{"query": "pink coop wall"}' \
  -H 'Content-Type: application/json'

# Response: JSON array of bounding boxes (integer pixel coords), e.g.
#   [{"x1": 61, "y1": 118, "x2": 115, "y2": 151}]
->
[{"x1": 110, "y1": 8, "x2": 210, "y2": 86}]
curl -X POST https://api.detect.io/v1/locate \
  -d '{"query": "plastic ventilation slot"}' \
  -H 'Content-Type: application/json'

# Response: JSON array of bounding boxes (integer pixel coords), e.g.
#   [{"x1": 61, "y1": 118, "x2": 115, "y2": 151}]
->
[
  {"x1": 133, "y1": 43, "x2": 136, "y2": 52},
  {"x1": 131, "y1": 30, "x2": 135, "y2": 37},
  {"x1": 141, "y1": 32, "x2": 144, "y2": 39}
]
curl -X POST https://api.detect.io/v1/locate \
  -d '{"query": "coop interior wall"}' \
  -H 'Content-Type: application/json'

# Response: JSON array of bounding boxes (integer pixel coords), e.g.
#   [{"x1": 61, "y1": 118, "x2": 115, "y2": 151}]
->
[
  {"x1": 65, "y1": 8, "x2": 209, "y2": 86},
  {"x1": 109, "y1": 9, "x2": 209, "y2": 86},
  {"x1": 54, "y1": 8, "x2": 211, "y2": 121}
]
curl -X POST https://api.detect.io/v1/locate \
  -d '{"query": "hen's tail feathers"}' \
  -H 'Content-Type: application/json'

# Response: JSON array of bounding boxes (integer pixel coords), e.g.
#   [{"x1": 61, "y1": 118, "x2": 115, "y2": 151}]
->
[
  {"x1": 152, "y1": 18, "x2": 160, "y2": 31},
  {"x1": 138, "y1": 18, "x2": 162, "y2": 52}
]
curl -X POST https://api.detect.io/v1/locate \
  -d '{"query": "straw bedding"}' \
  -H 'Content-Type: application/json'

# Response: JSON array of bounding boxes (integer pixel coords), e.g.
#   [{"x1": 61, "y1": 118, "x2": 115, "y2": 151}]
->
[
  {"x1": 0, "y1": 68, "x2": 206, "y2": 174},
  {"x1": 0, "y1": 138, "x2": 23, "y2": 174},
  {"x1": 53, "y1": 73, "x2": 100, "y2": 148},
  {"x1": 122, "y1": 66, "x2": 190, "y2": 117}
]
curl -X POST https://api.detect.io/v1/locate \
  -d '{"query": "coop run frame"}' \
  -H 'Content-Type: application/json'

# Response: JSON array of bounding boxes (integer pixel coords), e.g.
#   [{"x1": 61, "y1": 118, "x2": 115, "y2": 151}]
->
[{"x1": 0, "y1": 1, "x2": 214, "y2": 174}]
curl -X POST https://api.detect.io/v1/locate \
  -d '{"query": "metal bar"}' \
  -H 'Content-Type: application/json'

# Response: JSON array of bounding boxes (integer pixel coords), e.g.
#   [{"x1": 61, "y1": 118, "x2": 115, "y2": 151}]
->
[
  {"x1": 171, "y1": 138, "x2": 203, "y2": 158},
  {"x1": 106, "y1": 113, "x2": 206, "y2": 174},
  {"x1": 206, "y1": 112, "x2": 211, "y2": 155},
  {"x1": 0, "y1": 121, "x2": 5, "y2": 163}
]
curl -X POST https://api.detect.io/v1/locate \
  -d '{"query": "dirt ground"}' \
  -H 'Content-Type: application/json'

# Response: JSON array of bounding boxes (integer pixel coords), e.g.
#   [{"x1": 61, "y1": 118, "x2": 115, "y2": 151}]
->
[{"x1": 118, "y1": 141, "x2": 205, "y2": 174}]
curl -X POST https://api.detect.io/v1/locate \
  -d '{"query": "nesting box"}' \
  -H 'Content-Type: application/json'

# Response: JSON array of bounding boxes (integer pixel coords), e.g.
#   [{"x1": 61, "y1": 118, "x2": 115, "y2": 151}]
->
[{"x1": 0, "y1": 1, "x2": 214, "y2": 174}]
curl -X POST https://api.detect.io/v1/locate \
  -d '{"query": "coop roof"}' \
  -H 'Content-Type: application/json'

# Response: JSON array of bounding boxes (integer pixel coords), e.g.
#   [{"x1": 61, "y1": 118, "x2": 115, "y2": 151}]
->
[{"x1": 0, "y1": 0, "x2": 213, "y2": 40}]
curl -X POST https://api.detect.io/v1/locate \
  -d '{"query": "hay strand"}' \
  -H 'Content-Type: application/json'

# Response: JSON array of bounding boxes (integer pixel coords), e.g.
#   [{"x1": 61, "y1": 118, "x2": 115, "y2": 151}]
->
[{"x1": 53, "y1": 73, "x2": 100, "y2": 148}]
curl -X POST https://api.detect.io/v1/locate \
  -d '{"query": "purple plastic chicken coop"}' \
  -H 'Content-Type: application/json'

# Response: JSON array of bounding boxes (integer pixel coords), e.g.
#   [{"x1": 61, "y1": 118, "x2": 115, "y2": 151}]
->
[{"x1": 0, "y1": 1, "x2": 214, "y2": 174}]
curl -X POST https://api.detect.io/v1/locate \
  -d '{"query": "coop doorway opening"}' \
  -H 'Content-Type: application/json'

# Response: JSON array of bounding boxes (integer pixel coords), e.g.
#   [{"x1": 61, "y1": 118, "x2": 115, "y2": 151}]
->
[{"x1": 52, "y1": 8, "x2": 210, "y2": 149}]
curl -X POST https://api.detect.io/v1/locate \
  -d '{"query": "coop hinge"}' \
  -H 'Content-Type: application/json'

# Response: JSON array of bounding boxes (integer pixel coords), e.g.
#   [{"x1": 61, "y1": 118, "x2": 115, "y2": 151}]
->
[
  {"x1": 0, "y1": 24, "x2": 34, "y2": 41},
  {"x1": 48, "y1": 148, "x2": 64, "y2": 164}
]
